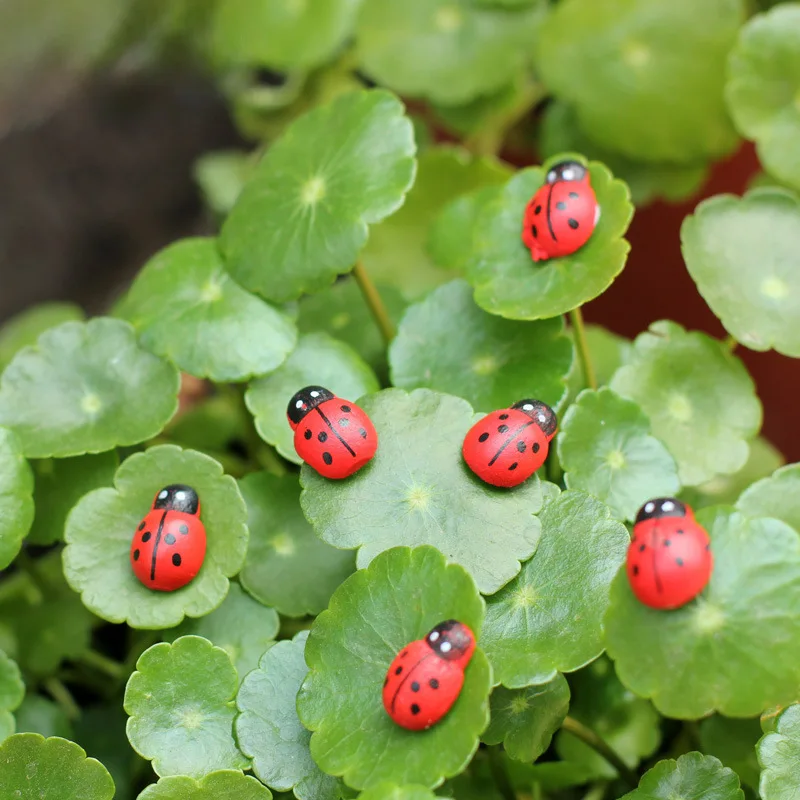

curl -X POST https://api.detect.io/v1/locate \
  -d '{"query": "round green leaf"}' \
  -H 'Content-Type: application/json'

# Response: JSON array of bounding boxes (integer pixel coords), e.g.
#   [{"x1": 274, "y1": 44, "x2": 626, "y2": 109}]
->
[
  {"x1": 535, "y1": 0, "x2": 743, "y2": 163},
  {"x1": 758, "y1": 703, "x2": 800, "y2": 799},
  {"x1": 298, "y1": 546, "x2": 490, "y2": 790},
  {"x1": 355, "y1": 0, "x2": 543, "y2": 105},
  {"x1": 726, "y1": 5, "x2": 800, "y2": 192},
  {"x1": 0, "y1": 302, "x2": 83, "y2": 372},
  {"x1": 137, "y1": 771, "x2": 272, "y2": 800},
  {"x1": 610, "y1": 321, "x2": 762, "y2": 487},
  {"x1": 15, "y1": 695, "x2": 72, "y2": 740},
  {"x1": 389, "y1": 280, "x2": 574, "y2": 413},
  {"x1": 0, "y1": 318, "x2": 179, "y2": 458},
  {"x1": 239, "y1": 472, "x2": 355, "y2": 617},
  {"x1": 700, "y1": 716, "x2": 762, "y2": 791},
  {"x1": 63, "y1": 445, "x2": 249, "y2": 629},
  {"x1": 482, "y1": 674, "x2": 569, "y2": 762},
  {"x1": 482, "y1": 490, "x2": 629, "y2": 687},
  {"x1": 193, "y1": 150, "x2": 255, "y2": 218},
  {"x1": 245, "y1": 332, "x2": 379, "y2": 465},
  {"x1": 358, "y1": 785, "x2": 438, "y2": 800},
  {"x1": 211, "y1": 0, "x2": 359, "y2": 70},
  {"x1": 300, "y1": 388, "x2": 547, "y2": 595},
  {"x1": 558, "y1": 388, "x2": 681, "y2": 521},
  {"x1": 681, "y1": 189, "x2": 800, "y2": 356},
  {"x1": 605, "y1": 507, "x2": 800, "y2": 718},
  {"x1": 737, "y1": 462, "x2": 800, "y2": 529},
  {"x1": 0, "y1": 650, "x2": 24, "y2": 741},
  {"x1": 117, "y1": 238, "x2": 297, "y2": 382},
  {"x1": 0, "y1": 427, "x2": 33, "y2": 569},
  {"x1": 27, "y1": 452, "x2": 117, "y2": 546},
  {"x1": 466, "y1": 159, "x2": 633, "y2": 320},
  {"x1": 220, "y1": 89, "x2": 416, "y2": 304},
  {"x1": 125, "y1": 636, "x2": 249, "y2": 778},
  {"x1": 0, "y1": 733, "x2": 115, "y2": 800},
  {"x1": 236, "y1": 631, "x2": 341, "y2": 800},
  {"x1": 169, "y1": 582, "x2": 279, "y2": 682},
  {"x1": 621, "y1": 752, "x2": 743, "y2": 800}
]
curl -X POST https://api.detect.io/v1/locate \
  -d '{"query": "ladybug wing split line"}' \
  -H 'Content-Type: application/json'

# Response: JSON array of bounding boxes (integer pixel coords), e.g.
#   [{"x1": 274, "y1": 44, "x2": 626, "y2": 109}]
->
[
  {"x1": 314, "y1": 405, "x2": 357, "y2": 458},
  {"x1": 487, "y1": 420, "x2": 535, "y2": 467},
  {"x1": 148, "y1": 510, "x2": 169, "y2": 582}
]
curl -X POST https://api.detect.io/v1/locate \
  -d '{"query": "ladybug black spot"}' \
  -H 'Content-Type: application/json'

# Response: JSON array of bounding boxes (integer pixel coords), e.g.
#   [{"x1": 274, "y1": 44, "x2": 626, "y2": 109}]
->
[
  {"x1": 534, "y1": 205, "x2": 542, "y2": 215},
  {"x1": 639, "y1": 544, "x2": 646, "y2": 552},
  {"x1": 384, "y1": 676, "x2": 388, "y2": 687},
  {"x1": 411, "y1": 681, "x2": 420, "y2": 692},
  {"x1": 532, "y1": 225, "x2": 538, "y2": 238},
  {"x1": 430, "y1": 679, "x2": 439, "y2": 689},
  {"x1": 410, "y1": 704, "x2": 420, "y2": 715},
  {"x1": 499, "y1": 413, "x2": 509, "y2": 420},
  {"x1": 401, "y1": 650, "x2": 408, "y2": 657},
  {"x1": 677, "y1": 529, "x2": 685, "y2": 535},
  {"x1": 359, "y1": 428, "x2": 367, "y2": 439},
  {"x1": 179, "y1": 524, "x2": 189, "y2": 535},
  {"x1": 478, "y1": 432, "x2": 489, "y2": 443},
  {"x1": 138, "y1": 521, "x2": 145, "y2": 531},
  {"x1": 133, "y1": 549, "x2": 140, "y2": 561},
  {"x1": 569, "y1": 192, "x2": 579, "y2": 199},
  {"x1": 664, "y1": 540, "x2": 671, "y2": 547},
  {"x1": 516, "y1": 441, "x2": 526, "y2": 453},
  {"x1": 323, "y1": 452, "x2": 333, "y2": 465},
  {"x1": 341, "y1": 405, "x2": 352, "y2": 413},
  {"x1": 632, "y1": 565, "x2": 639, "y2": 576},
  {"x1": 509, "y1": 462, "x2": 518, "y2": 471},
  {"x1": 318, "y1": 431, "x2": 328, "y2": 443},
  {"x1": 568, "y1": 218, "x2": 580, "y2": 229},
  {"x1": 165, "y1": 534, "x2": 176, "y2": 545},
  {"x1": 339, "y1": 418, "x2": 350, "y2": 427},
  {"x1": 706, "y1": 544, "x2": 710, "y2": 551},
  {"x1": 556, "y1": 201, "x2": 567, "y2": 210},
  {"x1": 676, "y1": 558, "x2": 684, "y2": 566},
  {"x1": 498, "y1": 424, "x2": 509, "y2": 433},
  {"x1": 172, "y1": 553, "x2": 182, "y2": 567},
  {"x1": 395, "y1": 666, "x2": 403, "y2": 675},
  {"x1": 141, "y1": 531, "x2": 152, "y2": 543},
  {"x1": 304, "y1": 430, "x2": 312, "y2": 440},
  {"x1": 532, "y1": 443, "x2": 540, "y2": 454}
]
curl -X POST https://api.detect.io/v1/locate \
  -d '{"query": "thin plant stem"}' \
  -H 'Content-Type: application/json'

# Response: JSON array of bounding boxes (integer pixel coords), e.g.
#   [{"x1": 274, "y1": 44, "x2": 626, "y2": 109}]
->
[
  {"x1": 78, "y1": 649, "x2": 126, "y2": 681},
  {"x1": 724, "y1": 334, "x2": 737, "y2": 352},
  {"x1": 43, "y1": 677, "x2": 81, "y2": 721},
  {"x1": 352, "y1": 261, "x2": 396, "y2": 345},
  {"x1": 561, "y1": 716, "x2": 638, "y2": 789},
  {"x1": 569, "y1": 307, "x2": 598, "y2": 391}
]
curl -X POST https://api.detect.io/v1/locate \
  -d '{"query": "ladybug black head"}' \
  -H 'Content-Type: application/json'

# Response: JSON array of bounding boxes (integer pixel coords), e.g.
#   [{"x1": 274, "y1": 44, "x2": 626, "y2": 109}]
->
[
  {"x1": 426, "y1": 620, "x2": 474, "y2": 661},
  {"x1": 635, "y1": 497, "x2": 688, "y2": 524},
  {"x1": 545, "y1": 160, "x2": 587, "y2": 185},
  {"x1": 153, "y1": 484, "x2": 199, "y2": 515},
  {"x1": 287, "y1": 386, "x2": 334, "y2": 426},
  {"x1": 512, "y1": 399, "x2": 558, "y2": 437}
]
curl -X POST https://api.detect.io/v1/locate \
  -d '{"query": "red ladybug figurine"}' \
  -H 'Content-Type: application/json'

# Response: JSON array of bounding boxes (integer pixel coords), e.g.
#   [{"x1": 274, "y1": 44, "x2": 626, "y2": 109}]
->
[
  {"x1": 462, "y1": 399, "x2": 557, "y2": 488},
  {"x1": 130, "y1": 484, "x2": 206, "y2": 592},
  {"x1": 522, "y1": 160, "x2": 599, "y2": 262},
  {"x1": 627, "y1": 498, "x2": 713, "y2": 610},
  {"x1": 287, "y1": 386, "x2": 378, "y2": 479},
  {"x1": 383, "y1": 620, "x2": 475, "y2": 731}
]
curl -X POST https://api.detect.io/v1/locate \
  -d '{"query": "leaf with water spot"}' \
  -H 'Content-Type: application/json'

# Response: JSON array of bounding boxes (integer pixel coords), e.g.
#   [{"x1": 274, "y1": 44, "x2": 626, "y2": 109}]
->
[
  {"x1": 0, "y1": 427, "x2": 33, "y2": 569},
  {"x1": 220, "y1": 89, "x2": 416, "y2": 304},
  {"x1": 125, "y1": 636, "x2": 249, "y2": 778},
  {"x1": 736, "y1": 462, "x2": 800, "y2": 529},
  {"x1": 300, "y1": 388, "x2": 548, "y2": 595},
  {"x1": 0, "y1": 650, "x2": 24, "y2": 741},
  {"x1": 117, "y1": 238, "x2": 297, "y2": 382},
  {"x1": 0, "y1": 318, "x2": 179, "y2": 458},
  {"x1": 137, "y1": 771, "x2": 273, "y2": 800},
  {"x1": 605, "y1": 507, "x2": 800, "y2": 718},
  {"x1": 0, "y1": 302, "x2": 83, "y2": 371},
  {"x1": 758, "y1": 704, "x2": 800, "y2": 800},
  {"x1": 297, "y1": 546, "x2": 490, "y2": 790},
  {"x1": 610, "y1": 321, "x2": 762, "y2": 487}
]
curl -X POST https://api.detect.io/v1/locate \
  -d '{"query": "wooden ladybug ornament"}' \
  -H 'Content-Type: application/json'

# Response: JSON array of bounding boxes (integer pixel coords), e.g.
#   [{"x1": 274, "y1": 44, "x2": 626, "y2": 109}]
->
[
  {"x1": 462, "y1": 399, "x2": 557, "y2": 488},
  {"x1": 627, "y1": 497, "x2": 713, "y2": 610},
  {"x1": 130, "y1": 484, "x2": 206, "y2": 592},
  {"x1": 287, "y1": 386, "x2": 378, "y2": 479},
  {"x1": 522, "y1": 160, "x2": 600, "y2": 262},
  {"x1": 383, "y1": 620, "x2": 475, "y2": 731}
]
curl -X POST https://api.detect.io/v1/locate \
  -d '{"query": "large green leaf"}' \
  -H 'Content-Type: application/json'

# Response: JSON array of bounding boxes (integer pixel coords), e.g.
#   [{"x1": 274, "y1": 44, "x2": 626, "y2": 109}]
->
[
  {"x1": 0, "y1": 302, "x2": 83, "y2": 372},
  {"x1": 117, "y1": 238, "x2": 297, "y2": 382},
  {"x1": 358, "y1": 785, "x2": 439, "y2": 800},
  {"x1": 220, "y1": 90, "x2": 416, "y2": 304},
  {"x1": 482, "y1": 490, "x2": 629, "y2": 687},
  {"x1": 297, "y1": 546, "x2": 490, "y2": 790},
  {"x1": 138, "y1": 771, "x2": 272, "y2": 800},
  {"x1": 125, "y1": 636, "x2": 249, "y2": 778},
  {"x1": 535, "y1": 0, "x2": 743, "y2": 163},
  {"x1": 605, "y1": 507, "x2": 800, "y2": 718},
  {"x1": 736, "y1": 462, "x2": 800, "y2": 529},
  {"x1": 700, "y1": 715, "x2": 762, "y2": 791},
  {"x1": 0, "y1": 427, "x2": 33, "y2": 569},
  {"x1": 300, "y1": 389, "x2": 548, "y2": 595},
  {"x1": 466, "y1": 159, "x2": 633, "y2": 320},
  {"x1": 681, "y1": 189, "x2": 800, "y2": 356},
  {"x1": 389, "y1": 280, "x2": 574, "y2": 413},
  {"x1": 758, "y1": 704, "x2": 800, "y2": 799},
  {"x1": 63, "y1": 445, "x2": 249, "y2": 629},
  {"x1": 610, "y1": 321, "x2": 762, "y2": 486},
  {"x1": 0, "y1": 650, "x2": 24, "y2": 741},
  {"x1": 0, "y1": 318, "x2": 179, "y2": 458}
]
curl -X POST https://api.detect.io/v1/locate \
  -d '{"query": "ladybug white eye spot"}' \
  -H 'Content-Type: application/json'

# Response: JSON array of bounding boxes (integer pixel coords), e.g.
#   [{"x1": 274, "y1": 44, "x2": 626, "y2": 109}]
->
[
  {"x1": 537, "y1": 413, "x2": 546, "y2": 423},
  {"x1": 158, "y1": 490, "x2": 168, "y2": 499},
  {"x1": 645, "y1": 502, "x2": 655, "y2": 513},
  {"x1": 295, "y1": 400, "x2": 304, "y2": 409},
  {"x1": 523, "y1": 403, "x2": 534, "y2": 411},
  {"x1": 562, "y1": 168, "x2": 575, "y2": 180},
  {"x1": 310, "y1": 391, "x2": 320, "y2": 398},
  {"x1": 547, "y1": 171, "x2": 557, "y2": 183},
  {"x1": 662, "y1": 500, "x2": 675, "y2": 512},
  {"x1": 175, "y1": 491, "x2": 186, "y2": 501},
  {"x1": 429, "y1": 631, "x2": 440, "y2": 642},
  {"x1": 440, "y1": 642, "x2": 452, "y2": 653}
]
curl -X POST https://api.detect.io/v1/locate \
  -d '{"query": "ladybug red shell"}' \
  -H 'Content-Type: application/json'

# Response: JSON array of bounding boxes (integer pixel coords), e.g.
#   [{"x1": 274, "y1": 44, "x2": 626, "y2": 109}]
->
[
  {"x1": 627, "y1": 497, "x2": 713, "y2": 610},
  {"x1": 522, "y1": 160, "x2": 600, "y2": 262},
  {"x1": 462, "y1": 399, "x2": 557, "y2": 488},
  {"x1": 130, "y1": 484, "x2": 207, "y2": 592},
  {"x1": 383, "y1": 620, "x2": 475, "y2": 731},
  {"x1": 287, "y1": 386, "x2": 378, "y2": 480}
]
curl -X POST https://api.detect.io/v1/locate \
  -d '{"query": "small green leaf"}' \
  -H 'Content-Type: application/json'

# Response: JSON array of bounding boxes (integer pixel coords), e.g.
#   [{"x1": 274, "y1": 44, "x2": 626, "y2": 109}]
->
[
  {"x1": 0, "y1": 733, "x2": 115, "y2": 800},
  {"x1": 621, "y1": 752, "x2": 743, "y2": 800},
  {"x1": 0, "y1": 318, "x2": 179, "y2": 458},
  {"x1": 0, "y1": 650, "x2": 24, "y2": 741},
  {"x1": 125, "y1": 636, "x2": 249, "y2": 778},
  {"x1": 236, "y1": 631, "x2": 341, "y2": 800},
  {"x1": 610, "y1": 321, "x2": 762, "y2": 486},
  {"x1": 0, "y1": 427, "x2": 33, "y2": 569},
  {"x1": 737, "y1": 462, "x2": 800, "y2": 529},
  {"x1": 220, "y1": 90, "x2": 416, "y2": 304},
  {"x1": 63, "y1": 445, "x2": 249, "y2": 629},
  {"x1": 297, "y1": 546, "x2": 490, "y2": 790},
  {"x1": 605, "y1": 507, "x2": 800, "y2": 718},
  {"x1": 700, "y1": 716, "x2": 762, "y2": 791},
  {"x1": 15, "y1": 695, "x2": 72, "y2": 740},
  {"x1": 389, "y1": 280, "x2": 574, "y2": 412},
  {"x1": 0, "y1": 302, "x2": 83, "y2": 371},
  {"x1": 239, "y1": 472, "x2": 355, "y2": 617},
  {"x1": 681, "y1": 189, "x2": 800, "y2": 356},
  {"x1": 758, "y1": 704, "x2": 800, "y2": 799},
  {"x1": 117, "y1": 238, "x2": 297, "y2": 382},
  {"x1": 27, "y1": 452, "x2": 117, "y2": 546},
  {"x1": 193, "y1": 150, "x2": 255, "y2": 218},
  {"x1": 300, "y1": 388, "x2": 547, "y2": 595},
  {"x1": 137, "y1": 771, "x2": 272, "y2": 800},
  {"x1": 726, "y1": 5, "x2": 800, "y2": 192},
  {"x1": 482, "y1": 490, "x2": 629, "y2": 687},
  {"x1": 558, "y1": 388, "x2": 681, "y2": 521},
  {"x1": 467, "y1": 159, "x2": 633, "y2": 320},
  {"x1": 357, "y1": 785, "x2": 439, "y2": 800},
  {"x1": 245, "y1": 333, "x2": 379, "y2": 465},
  {"x1": 482, "y1": 674, "x2": 570, "y2": 762},
  {"x1": 168, "y1": 582, "x2": 279, "y2": 682}
]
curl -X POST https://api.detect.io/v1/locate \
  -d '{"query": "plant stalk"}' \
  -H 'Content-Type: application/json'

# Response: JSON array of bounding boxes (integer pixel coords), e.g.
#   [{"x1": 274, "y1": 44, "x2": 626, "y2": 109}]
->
[
  {"x1": 78, "y1": 649, "x2": 126, "y2": 680},
  {"x1": 723, "y1": 334, "x2": 737, "y2": 352},
  {"x1": 487, "y1": 745, "x2": 517, "y2": 800},
  {"x1": 560, "y1": 716, "x2": 638, "y2": 789},
  {"x1": 569, "y1": 307, "x2": 598, "y2": 391},
  {"x1": 352, "y1": 261, "x2": 396, "y2": 345},
  {"x1": 43, "y1": 677, "x2": 81, "y2": 721}
]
